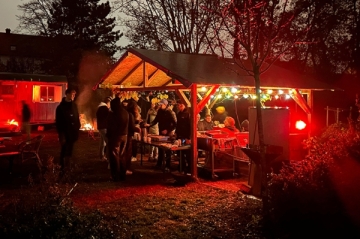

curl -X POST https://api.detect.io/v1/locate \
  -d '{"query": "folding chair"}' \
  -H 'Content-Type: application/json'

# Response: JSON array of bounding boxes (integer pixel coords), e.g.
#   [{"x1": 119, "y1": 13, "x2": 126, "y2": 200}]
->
[{"x1": 18, "y1": 135, "x2": 44, "y2": 168}]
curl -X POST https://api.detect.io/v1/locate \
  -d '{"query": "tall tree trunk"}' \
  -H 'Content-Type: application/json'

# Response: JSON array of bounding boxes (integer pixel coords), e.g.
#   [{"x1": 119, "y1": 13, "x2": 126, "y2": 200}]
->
[{"x1": 254, "y1": 65, "x2": 269, "y2": 217}]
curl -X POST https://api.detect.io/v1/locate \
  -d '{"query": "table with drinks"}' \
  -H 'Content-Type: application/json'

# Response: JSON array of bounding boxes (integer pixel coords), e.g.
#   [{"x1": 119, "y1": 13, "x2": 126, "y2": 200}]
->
[{"x1": 133, "y1": 134, "x2": 191, "y2": 170}]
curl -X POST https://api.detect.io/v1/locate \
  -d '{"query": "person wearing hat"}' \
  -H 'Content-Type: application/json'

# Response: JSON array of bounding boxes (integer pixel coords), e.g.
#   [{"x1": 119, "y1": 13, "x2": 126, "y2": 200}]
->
[
  {"x1": 96, "y1": 96, "x2": 111, "y2": 161},
  {"x1": 222, "y1": 116, "x2": 240, "y2": 135},
  {"x1": 147, "y1": 99, "x2": 177, "y2": 171}
]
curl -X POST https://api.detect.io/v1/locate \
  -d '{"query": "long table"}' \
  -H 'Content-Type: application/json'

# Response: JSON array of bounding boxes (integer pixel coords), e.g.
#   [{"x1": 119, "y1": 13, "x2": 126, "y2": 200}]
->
[{"x1": 133, "y1": 139, "x2": 191, "y2": 171}]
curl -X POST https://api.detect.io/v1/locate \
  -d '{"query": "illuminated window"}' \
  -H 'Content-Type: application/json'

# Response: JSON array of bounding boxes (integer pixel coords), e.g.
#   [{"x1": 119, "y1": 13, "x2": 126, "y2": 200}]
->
[
  {"x1": 33, "y1": 85, "x2": 62, "y2": 103},
  {"x1": 40, "y1": 86, "x2": 55, "y2": 102}
]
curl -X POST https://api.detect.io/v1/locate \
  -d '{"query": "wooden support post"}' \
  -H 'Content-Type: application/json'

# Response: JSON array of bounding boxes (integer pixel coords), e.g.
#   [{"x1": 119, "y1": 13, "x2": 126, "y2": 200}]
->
[{"x1": 191, "y1": 83, "x2": 198, "y2": 180}]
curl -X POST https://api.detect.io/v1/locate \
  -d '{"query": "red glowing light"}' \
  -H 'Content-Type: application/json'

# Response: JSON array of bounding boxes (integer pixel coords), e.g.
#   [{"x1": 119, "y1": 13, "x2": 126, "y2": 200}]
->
[{"x1": 295, "y1": 120, "x2": 306, "y2": 130}]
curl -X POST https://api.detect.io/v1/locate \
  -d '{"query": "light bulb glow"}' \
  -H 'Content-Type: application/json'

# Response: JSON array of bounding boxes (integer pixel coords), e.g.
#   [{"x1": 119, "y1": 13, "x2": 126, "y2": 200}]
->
[
  {"x1": 285, "y1": 94, "x2": 291, "y2": 99},
  {"x1": 222, "y1": 88, "x2": 228, "y2": 92},
  {"x1": 295, "y1": 120, "x2": 306, "y2": 130},
  {"x1": 201, "y1": 86, "x2": 207, "y2": 92},
  {"x1": 243, "y1": 94, "x2": 249, "y2": 98},
  {"x1": 267, "y1": 89, "x2": 273, "y2": 94},
  {"x1": 231, "y1": 87, "x2": 237, "y2": 93},
  {"x1": 278, "y1": 89, "x2": 284, "y2": 94}
]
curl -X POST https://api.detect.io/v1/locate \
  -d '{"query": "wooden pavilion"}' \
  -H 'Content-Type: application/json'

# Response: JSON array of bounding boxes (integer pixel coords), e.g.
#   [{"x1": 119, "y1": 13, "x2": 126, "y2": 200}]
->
[{"x1": 94, "y1": 48, "x2": 338, "y2": 179}]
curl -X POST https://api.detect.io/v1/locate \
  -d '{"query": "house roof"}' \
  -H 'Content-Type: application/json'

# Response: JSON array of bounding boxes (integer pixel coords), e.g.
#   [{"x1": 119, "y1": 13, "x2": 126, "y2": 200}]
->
[
  {"x1": 0, "y1": 31, "x2": 71, "y2": 59},
  {"x1": 0, "y1": 72, "x2": 67, "y2": 82},
  {"x1": 95, "y1": 48, "x2": 339, "y2": 91}
]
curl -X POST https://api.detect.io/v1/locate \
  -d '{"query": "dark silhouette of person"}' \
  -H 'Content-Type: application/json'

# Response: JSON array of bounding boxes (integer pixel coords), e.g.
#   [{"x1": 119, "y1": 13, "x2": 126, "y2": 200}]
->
[
  {"x1": 21, "y1": 100, "x2": 31, "y2": 140},
  {"x1": 106, "y1": 97, "x2": 129, "y2": 181},
  {"x1": 148, "y1": 99, "x2": 177, "y2": 171},
  {"x1": 175, "y1": 100, "x2": 191, "y2": 173},
  {"x1": 96, "y1": 97, "x2": 111, "y2": 161},
  {"x1": 55, "y1": 89, "x2": 80, "y2": 172}
]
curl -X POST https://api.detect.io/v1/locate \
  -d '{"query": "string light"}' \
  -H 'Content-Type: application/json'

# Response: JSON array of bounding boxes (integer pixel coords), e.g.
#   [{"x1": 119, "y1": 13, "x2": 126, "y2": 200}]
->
[
  {"x1": 231, "y1": 87, "x2": 237, "y2": 93},
  {"x1": 201, "y1": 86, "x2": 207, "y2": 92},
  {"x1": 278, "y1": 89, "x2": 284, "y2": 94},
  {"x1": 222, "y1": 88, "x2": 228, "y2": 92},
  {"x1": 243, "y1": 94, "x2": 249, "y2": 98},
  {"x1": 267, "y1": 89, "x2": 273, "y2": 94}
]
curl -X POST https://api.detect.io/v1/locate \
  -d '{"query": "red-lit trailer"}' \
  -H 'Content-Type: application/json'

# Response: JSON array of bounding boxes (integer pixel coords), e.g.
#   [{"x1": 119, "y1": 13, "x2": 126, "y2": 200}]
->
[{"x1": 0, "y1": 72, "x2": 67, "y2": 127}]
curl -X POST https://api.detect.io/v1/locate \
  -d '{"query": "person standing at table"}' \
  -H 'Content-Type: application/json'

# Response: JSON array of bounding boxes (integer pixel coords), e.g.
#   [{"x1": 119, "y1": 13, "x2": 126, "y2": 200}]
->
[
  {"x1": 124, "y1": 100, "x2": 141, "y2": 175},
  {"x1": 148, "y1": 99, "x2": 176, "y2": 172},
  {"x1": 175, "y1": 100, "x2": 191, "y2": 173},
  {"x1": 56, "y1": 89, "x2": 80, "y2": 172},
  {"x1": 96, "y1": 97, "x2": 111, "y2": 161},
  {"x1": 107, "y1": 97, "x2": 129, "y2": 181},
  {"x1": 145, "y1": 101, "x2": 159, "y2": 161},
  {"x1": 21, "y1": 100, "x2": 32, "y2": 140}
]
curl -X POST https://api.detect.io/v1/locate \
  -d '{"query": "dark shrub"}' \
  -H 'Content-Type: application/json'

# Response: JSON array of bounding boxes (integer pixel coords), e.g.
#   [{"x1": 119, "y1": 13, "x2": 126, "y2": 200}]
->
[
  {"x1": 267, "y1": 122, "x2": 360, "y2": 238},
  {"x1": 0, "y1": 157, "x2": 113, "y2": 239}
]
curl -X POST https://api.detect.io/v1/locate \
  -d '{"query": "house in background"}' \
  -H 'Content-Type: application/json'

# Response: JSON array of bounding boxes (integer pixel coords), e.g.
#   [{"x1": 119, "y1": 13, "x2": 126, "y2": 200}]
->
[
  {"x1": 0, "y1": 28, "x2": 69, "y2": 124},
  {"x1": 0, "y1": 72, "x2": 67, "y2": 123}
]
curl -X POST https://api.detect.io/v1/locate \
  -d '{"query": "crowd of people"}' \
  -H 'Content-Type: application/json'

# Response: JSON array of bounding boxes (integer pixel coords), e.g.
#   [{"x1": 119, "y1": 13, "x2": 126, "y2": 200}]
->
[{"x1": 55, "y1": 89, "x2": 249, "y2": 181}]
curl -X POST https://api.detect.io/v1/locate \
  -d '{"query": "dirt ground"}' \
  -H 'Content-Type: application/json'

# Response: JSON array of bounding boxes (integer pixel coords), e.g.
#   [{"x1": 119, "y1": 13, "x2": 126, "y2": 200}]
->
[{"x1": 0, "y1": 127, "x2": 264, "y2": 238}]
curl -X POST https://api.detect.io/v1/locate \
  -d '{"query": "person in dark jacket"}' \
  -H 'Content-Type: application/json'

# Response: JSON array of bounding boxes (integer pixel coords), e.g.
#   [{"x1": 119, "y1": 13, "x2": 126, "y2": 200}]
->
[
  {"x1": 107, "y1": 97, "x2": 129, "y2": 181},
  {"x1": 21, "y1": 100, "x2": 31, "y2": 140},
  {"x1": 148, "y1": 99, "x2": 177, "y2": 171},
  {"x1": 175, "y1": 100, "x2": 191, "y2": 173},
  {"x1": 96, "y1": 97, "x2": 111, "y2": 161},
  {"x1": 55, "y1": 89, "x2": 81, "y2": 172}
]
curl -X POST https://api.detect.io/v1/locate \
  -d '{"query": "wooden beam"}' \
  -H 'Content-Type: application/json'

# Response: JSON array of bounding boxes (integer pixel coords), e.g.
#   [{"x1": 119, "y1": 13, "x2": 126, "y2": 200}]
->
[
  {"x1": 190, "y1": 83, "x2": 198, "y2": 180},
  {"x1": 175, "y1": 89, "x2": 191, "y2": 107},
  {"x1": 146, "y1": 68, "x2": 161, "y2": 86},
  {"x1": 111, "y1": 85, "x2": 188, "y2": 91},
  {"x1": 118, "y1": 61, "x2": 143, "y2": 85},
  {"x1": 143, "y1": 61, "x2": 149, "y2": 87},
  {"x1": 290, "y1": 89, "x2": 311, "y2": 115},
  {"x1": 196, "y1": 85, "x2": 219, "y2": 115},
  {"x1": 307, "y1": 90, "x2": 313, "y2": 137}
]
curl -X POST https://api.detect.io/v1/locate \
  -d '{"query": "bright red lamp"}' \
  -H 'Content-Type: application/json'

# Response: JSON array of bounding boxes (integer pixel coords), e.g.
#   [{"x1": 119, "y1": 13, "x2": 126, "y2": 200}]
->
[{"x1": 295, "y1": 120, "x2": 306, "y2": 130}]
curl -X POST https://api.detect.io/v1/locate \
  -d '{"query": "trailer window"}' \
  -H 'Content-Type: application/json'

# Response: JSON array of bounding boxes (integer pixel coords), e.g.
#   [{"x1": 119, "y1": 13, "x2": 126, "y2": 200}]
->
[
  {"x1": 0, "y1": 84, "x2": 15, "y2": 97},
  {"x1": 33, "y1": 85, "x2": 62, "y2": 103}
]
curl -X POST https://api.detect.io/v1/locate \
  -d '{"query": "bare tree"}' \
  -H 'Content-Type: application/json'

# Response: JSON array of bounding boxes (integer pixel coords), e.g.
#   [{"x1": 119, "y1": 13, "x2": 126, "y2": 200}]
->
[
  {"x1": 113, "y1": 0, "x2": 220, "y2": 53},
  {"x1": 17, "y1": 0, "x2": 58, "y2": 35},
  {"x1": 205, "y1": 0, "x2": 313, "y2": 203}
]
